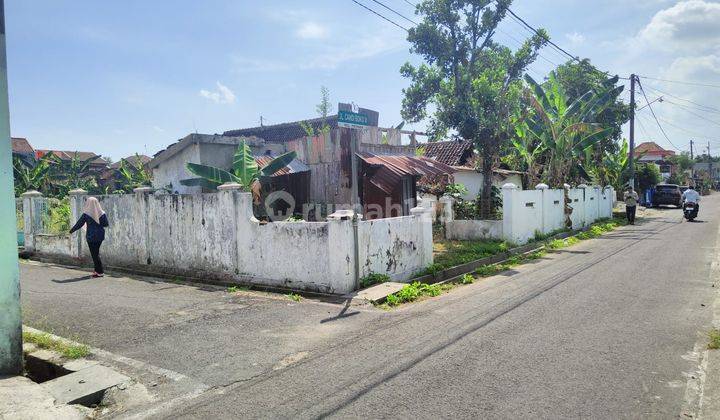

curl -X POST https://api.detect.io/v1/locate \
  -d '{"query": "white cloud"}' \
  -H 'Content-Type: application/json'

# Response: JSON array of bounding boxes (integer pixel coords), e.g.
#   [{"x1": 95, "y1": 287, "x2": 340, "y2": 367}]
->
[
  {"x1": 199, "y1": 81, "x2": 236, "y2": 104},
  {"x1": 565, "y1": 32, "x2": 585, "y2": 46},
  {"x1": 637, "y1": 0, "x2": 720, "y2": 52},
  {"x1": 297, "y1": 22, "x2": 328, "y2": 39},
  {"x1": 301, "y1": 33, "x2": 405, "y2": 70}
]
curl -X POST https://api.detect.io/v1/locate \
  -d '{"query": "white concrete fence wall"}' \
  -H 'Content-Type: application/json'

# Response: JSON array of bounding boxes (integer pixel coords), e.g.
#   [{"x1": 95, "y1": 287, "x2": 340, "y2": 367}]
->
[
  {"x1": 444, "y1": 184, "x2": 615, "y2": 244},
  {"x1": 21, "y1": 185, "x2": 434, "y2": 294}
]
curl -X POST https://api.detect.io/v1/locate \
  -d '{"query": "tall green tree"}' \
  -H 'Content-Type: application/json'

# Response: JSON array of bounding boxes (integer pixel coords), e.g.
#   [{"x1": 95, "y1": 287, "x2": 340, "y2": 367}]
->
[{"x1": 400, "y1": 0, "x2": 548, "y2": 218}]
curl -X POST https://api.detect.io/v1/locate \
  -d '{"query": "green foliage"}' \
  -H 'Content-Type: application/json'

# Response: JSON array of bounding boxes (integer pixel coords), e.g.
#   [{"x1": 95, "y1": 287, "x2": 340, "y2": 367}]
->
[
  {"x1": 460, "y1": 274, "x2": 474, "y2": 284},
  {"x1": 117, "y1": 155, "x2": 152, "y2": 193},
  {"x1": 43, "y1": 198, "x2": 71, "y2": 234},
  {"x1": 636, "y1": 163, "x2": 662, "y2": 193},
  {"x1": 287, "y1": 293, "x2": 302, "y2": 302},
  {"x1": 23, "y1": 331, "x2": 90, "y2": 359},
  {"x1": 385, "y1": 282, "x2": 451, "y2": 306},
  {"x1": 360, "y1": 273, "x2": 390, "y2": 288},
  {"x1": 709, "y1": 329, "x2": 720, "y2": 350},
  {"x1": 430, "y1": 239, "x2": 508, "y2": 273},
  {"x1": 401, "y1": 0, "x2": 548, "y2": 218},
  {"x1": 520, "y1": 71, "x2": 622, "y2": 187},
  {"x1": 13, "y1": 153, "x2": 56, "y2": 196},
  {"x1": 453, "y1": 186, "x2": 502, "y2": 220}
]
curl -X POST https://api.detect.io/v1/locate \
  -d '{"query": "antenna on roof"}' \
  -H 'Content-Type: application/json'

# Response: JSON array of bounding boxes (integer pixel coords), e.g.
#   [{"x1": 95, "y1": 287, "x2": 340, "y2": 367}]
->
[{"x1": 260, "y1": 115, "x2": 264, "y2": 127}]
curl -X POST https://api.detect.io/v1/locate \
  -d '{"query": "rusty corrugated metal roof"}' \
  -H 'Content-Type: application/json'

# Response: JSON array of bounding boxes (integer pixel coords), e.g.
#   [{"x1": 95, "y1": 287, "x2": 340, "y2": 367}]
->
[
  {"x1": 254, "y1": 155, "x2": 310, "y2": 176},
  {"x1": 358, "y1": 152, "x2": 455, "y2": 194}
]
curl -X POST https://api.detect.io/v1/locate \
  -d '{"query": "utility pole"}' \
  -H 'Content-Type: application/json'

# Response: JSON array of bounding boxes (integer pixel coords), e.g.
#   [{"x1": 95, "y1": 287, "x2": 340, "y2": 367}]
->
[
  {"x1": 0, "y1": 0, "x2": 23, "y2": 375},
  {"x1": 690, "y1": 140, "x2": 695, "y2": 181},
  {"x1": 628, "y1": 74, "x2": 636, "y2": 190},
  {"x1": 709, "y1": 142, "x2": 713, "y2": 190}
]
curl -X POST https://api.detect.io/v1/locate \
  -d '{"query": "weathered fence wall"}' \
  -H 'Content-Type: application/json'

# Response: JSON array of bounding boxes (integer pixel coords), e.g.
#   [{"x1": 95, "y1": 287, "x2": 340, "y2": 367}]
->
[
  {"x1": 444, "y1": 184, "x2": 615, "y2": 244},
  {"x1": 23, "y1": 186, "x2": 433, "y2": 294}
]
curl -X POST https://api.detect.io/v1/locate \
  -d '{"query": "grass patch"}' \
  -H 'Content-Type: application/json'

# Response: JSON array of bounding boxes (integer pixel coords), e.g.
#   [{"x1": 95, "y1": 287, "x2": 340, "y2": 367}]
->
[
  {"x1": 385, "y1": 282, "x2": 454, "y2": 306},
  {"x1": 360, "y1": 273, "x2": 390, "y2": 289},
  {"x1": 709, "y1": 329, "x2": 720, "y2": 350},
  {"x1": 287, "y1": 293, "x2": 302, "y2": 302},
  {"x1": 428, "y1": 239, "x2": 510, "y2": 275},
  {"x1": 23, "y1": 331, "x2": 90, "y2": 359},
  {"x1": 226, "y1": 285, "x2": 249, "y2": 293},
  {"x1": 460, "y1": 273, "x2": 474, "y2": 284}
]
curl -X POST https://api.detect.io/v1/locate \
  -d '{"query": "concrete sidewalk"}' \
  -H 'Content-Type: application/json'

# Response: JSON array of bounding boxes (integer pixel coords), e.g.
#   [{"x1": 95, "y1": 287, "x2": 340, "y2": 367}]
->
[{"x1": 0, "y1": 375, "x2": 89, "y2": 420}]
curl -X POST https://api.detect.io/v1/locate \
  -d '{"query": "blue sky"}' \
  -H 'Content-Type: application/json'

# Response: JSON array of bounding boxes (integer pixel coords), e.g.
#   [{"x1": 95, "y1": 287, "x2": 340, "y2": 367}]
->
[{"x1": 7, "y1": 1, "x2": 720, "y2": 160}]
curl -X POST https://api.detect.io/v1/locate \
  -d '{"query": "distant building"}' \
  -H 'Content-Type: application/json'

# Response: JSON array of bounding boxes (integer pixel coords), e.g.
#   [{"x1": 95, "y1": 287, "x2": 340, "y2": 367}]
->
[
  {"x1": 692, "y1": 162, "x2": 720, "y2": 183},
  {"x1": 420, "y1": 140, "x2": 524, "y2": 201},
  {"x1": 634, "y1": 142, "x2": 675, "y2": 179},
  {"x1": 34, "y1": 149, "x2": 109, "y2": 172},
  {"x1": 11, "y1": 137, "x2": 35, "y2": 165}
]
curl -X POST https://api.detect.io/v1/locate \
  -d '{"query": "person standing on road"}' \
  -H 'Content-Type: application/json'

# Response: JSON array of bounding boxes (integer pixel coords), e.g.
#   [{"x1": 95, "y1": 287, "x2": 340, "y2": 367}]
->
[
  {"x1": 69, "y1": 197, "x2": 109, "y2": 278},
  {"x1": 624, "y1": 186, "x2": 639, "y2": 225}
]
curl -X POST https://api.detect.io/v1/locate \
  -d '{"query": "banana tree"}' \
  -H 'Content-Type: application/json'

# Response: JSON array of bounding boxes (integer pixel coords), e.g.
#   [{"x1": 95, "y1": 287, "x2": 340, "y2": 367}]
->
[
  {"x1": 12, "y1": 153, "x2": 56, "y2": 196},
  {"x1": 180, "y1": 140, "x2": 297, "y2": 203},
  {"x1": 523, "y1": 71, "x2": 622, "y2": 188},
  {"x1": 509, "y1": 116, "x2": 546, "y2": 188},
  {"x1": 583, "y1": 138, "x2": 631, "y2": 189},
  {"x1": 118, "y1": 155, "x2": 153, "y2": 192}
]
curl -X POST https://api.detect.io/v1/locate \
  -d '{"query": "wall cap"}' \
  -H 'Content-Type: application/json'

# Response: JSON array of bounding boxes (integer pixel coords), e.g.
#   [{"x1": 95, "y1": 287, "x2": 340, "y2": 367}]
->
[
  {"x1": 502, "y1": 183, "x2": 518, "y2": 190},
  {"x1": 439, "y1": 195, "x2": 454, "y2": 203},
  {"x1": 535, "y1": 183, "x2": 549, "y2": 190},
  {"x1": 21, "y1": 190, "x2": 43, "y2": 198},
  {"x1": 133, "y1": 187, "x2": 154, "y2": 194},
  {"x1": 577, "y1": 184, "x2": 589, "y2": 189},
  {"x1": 68, "y1": 189, "x2": 88, "y2": 196},
  {"x1": 328, "y1": 209, "x2": 360, "y2": 221},
  {"x1": 217, "y1": 182, "x2": 243, "y2": 191}
]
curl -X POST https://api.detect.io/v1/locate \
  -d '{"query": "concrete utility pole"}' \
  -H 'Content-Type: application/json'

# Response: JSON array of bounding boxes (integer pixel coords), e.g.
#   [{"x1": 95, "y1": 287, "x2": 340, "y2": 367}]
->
[
  {"x1": 709, "y1": 142, "x2": 713, "y2": 189},
  {"x1": 628, "y1": 74, "x2": 636, "y2": 190},
  {"x1": 0, "y1": 0, "x2": 23, "y2": 375},
  {"x1": 690, "y1": 140, "x2": 695, "y2": 181}
]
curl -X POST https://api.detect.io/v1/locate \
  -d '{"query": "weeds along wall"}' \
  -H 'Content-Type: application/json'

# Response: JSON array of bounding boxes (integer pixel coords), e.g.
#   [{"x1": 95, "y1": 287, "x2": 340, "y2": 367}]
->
[{"x1": 22, "y1": 186, "x2": 434, "y2": 294}]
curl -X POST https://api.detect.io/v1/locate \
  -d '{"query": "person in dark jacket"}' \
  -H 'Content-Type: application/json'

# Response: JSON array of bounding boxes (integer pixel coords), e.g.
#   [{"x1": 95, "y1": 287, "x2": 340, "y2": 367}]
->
[{"x1": 69, "y1": 197, "x2": 109, "y2": 277}]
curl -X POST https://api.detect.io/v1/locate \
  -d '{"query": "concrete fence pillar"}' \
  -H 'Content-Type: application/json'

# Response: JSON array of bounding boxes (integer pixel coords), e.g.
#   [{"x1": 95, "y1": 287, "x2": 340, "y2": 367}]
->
[
  {"x1": 21, "y1": 190, "x2": 43, "y2": 251},
  {"x1": 217, "y1": 183, "x2": 243, "y2": 275},
  {"x1": 439, "y1": 195, "x2": 454, "y2": 225},
  {"x1": 502, "y1": 183, "x2": 518, "y2": 243},
  {"x1": 327, "y1": 209, "x2": 359, "y2": 293},
  {"x1": 411, "y1": 205, "x2": 434, "y2": 269},
  {"x1": 535, "y1": 183, "x2": 549, "y2": 234},
  {"x1": 68, "y1": 189, "x2": 88, "y2": 258},
  {"x1": 133, "y1": 187, "x2": 153, "y2": 265}
]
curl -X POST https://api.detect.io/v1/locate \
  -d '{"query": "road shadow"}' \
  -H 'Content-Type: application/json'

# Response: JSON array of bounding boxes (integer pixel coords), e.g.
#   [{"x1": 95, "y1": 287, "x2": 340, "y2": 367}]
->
[
  {"x1": 51, "y1": 275, "x2": 94, "y2": 284},
  {"x1": 320, "y1": 300, "x2": 361, "y2": 323}
]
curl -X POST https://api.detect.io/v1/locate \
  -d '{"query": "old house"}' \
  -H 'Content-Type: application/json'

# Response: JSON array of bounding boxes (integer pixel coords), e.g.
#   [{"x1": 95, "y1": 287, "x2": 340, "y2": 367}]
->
[
  {"x1": 421, "y1": 140, "x2": 523, "y2": 200},
  {"x1": 11, "y1": 137, "x2": 35, "y2": 165},
  {"x1": 149, "y1": 108, "x2": 453, "y2": 219},
  {"x1": 634, "y1": 142, "x2": 675, "y2": 180},
  {"x1": 34, "y1": 149, "x2": 109, "y2": 173}
]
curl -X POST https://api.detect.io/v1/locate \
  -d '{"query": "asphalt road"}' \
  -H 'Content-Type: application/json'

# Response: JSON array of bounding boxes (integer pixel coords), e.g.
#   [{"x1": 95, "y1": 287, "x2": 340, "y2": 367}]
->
[{"x1": 20, "y1": 196, "x2": 720, "y2": 419}]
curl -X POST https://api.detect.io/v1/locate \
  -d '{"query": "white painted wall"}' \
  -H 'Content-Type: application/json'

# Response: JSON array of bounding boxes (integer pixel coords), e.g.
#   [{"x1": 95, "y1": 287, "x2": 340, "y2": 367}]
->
[
  {"x1": 445, "y1": 220, "x2": 502, "y2": 241},
  {"x1": 443, "y1": 184, "x2": 616, "y2": 244},
  {"x1": 25, "y1": 188, "x2": 434, "y2": 295},
  {"x1": 152, "y1": 144, "x2": 201, "y2": 194},
  {"x1": 452, "y1": 169, "x2": 523, "y2": 200}
]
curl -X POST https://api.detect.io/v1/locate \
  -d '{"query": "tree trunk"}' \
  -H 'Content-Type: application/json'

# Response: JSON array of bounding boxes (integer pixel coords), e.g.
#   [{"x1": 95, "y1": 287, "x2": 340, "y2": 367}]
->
[{"x1": 480, "y1": 146, "x2": 494, "y2": 219}]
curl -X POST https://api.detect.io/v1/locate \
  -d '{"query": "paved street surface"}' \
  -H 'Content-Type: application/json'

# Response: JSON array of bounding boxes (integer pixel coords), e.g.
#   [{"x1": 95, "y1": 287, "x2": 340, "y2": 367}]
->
[{"x1": 20, "y1": 195, "x2": 720, "y2": 419}]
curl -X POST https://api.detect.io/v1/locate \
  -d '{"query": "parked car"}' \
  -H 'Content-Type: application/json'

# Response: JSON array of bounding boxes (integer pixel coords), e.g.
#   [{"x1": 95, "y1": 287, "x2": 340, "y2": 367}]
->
[{"x1": 653, "y1": 184, "x2": 682, "y2": 208}]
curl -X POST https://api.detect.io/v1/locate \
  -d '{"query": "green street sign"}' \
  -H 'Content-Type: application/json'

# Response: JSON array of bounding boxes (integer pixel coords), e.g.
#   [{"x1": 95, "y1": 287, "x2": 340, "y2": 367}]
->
[{"x1": 338, "y1": 110, "x2": 369, "y2": 129}]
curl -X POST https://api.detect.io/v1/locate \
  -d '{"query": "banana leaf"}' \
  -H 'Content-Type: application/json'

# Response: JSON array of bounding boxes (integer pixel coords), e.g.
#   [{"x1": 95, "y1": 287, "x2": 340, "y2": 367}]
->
[
  {"x1": 232, "y1": 140, "x2": 259, "y2": 186},
  {"x1": 179, "y1": 177, "x2": 222, "y2": 189},
  {"x1": 259, "y1": 151, "x2": 298, "y2": 177},
  {"x1": 186, "y1": 163, "x2": 239, "y2": 185}
]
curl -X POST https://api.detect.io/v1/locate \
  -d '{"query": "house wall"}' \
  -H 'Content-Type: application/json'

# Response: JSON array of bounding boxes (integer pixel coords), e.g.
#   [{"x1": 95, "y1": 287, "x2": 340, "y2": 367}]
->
[
  {"x1": 445, "y1": 220, "x2": 503, "y2": 241},
  {"x1": 152, "y1": 144, "x2": 201, "y2": 194},
  {"x1": 24, "y1": 189, "x2": 434, "y2": 295},
  {"x1": 453, "y1": 170, "x2": 524, "y2": 201}
]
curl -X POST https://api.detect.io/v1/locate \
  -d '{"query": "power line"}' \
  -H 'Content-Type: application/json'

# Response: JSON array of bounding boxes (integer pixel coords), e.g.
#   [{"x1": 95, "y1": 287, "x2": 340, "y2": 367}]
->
[
  {"x1": 655, "y1": 116, "x2": 720, "y2": 144},
  {"x1": 495, "y1": 27, "x2": 558, "y2": 67},
  {"x1": 505, "y1": 7, "x2": 578, "y2": 63},
  {"x1": 350, "y1": 0, "x2": 409, "y2": 31},
  {"x1": 637, "y1": 75, "x2": 720, "y2": 89},
  {"x1": 637, "y1": 78, "x2": 681, "y2": 151},
  {"x1": 403, "y1": 0, "x2": 416, "y2": 6},
  {"x1": 641, "y1": 85, "x2": 720, "y2": 114},
  {"x1": 367, "y1": 0, "x2": 418, "y2": 25},
  {"x1": 662, "y1": 99, "x2": 720, "y2": 128}
]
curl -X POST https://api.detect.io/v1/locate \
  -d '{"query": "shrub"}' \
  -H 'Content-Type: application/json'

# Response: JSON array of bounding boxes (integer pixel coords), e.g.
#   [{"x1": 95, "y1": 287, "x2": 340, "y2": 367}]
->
[
  {"x1": 360, "y1": 273, "x2": 390, "y2": 288},
  {"x1": 460, "y1": 274, "x2": 474, "y2": 284}
]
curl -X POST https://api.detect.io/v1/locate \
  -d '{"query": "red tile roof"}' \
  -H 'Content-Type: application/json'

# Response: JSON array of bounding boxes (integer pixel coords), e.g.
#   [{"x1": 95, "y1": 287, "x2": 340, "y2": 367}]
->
[
  {"x1": 11, "y1": 137, "x2": 34, "y2": 154},
  {"x1": 634, "y1": 142, "x2": 675, "y2": 157},
  {"x1": 35, "y1": 150, "x2": 109, "y2": 166},
  {"x1": 110, "y1": 154, "x2": 152, "y2": 169},
  {"x1": 359, "y1": 152, "x2": 456, "y2": 194},
  {"x1": 421, "y1": 140, "x2": 474, "y2": 166}
]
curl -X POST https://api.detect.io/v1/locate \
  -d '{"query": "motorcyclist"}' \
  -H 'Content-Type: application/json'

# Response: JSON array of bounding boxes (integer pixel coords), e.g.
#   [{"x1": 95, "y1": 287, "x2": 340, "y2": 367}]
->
[{"x1": 682, "y1": 185, "x2": 701, "y2": 214}]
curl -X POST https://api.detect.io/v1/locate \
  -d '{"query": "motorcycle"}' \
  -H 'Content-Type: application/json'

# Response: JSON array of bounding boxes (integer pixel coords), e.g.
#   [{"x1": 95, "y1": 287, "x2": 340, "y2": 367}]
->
[{"x1": 683, "y1": 201, "x2": 698, "y2": 222}]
